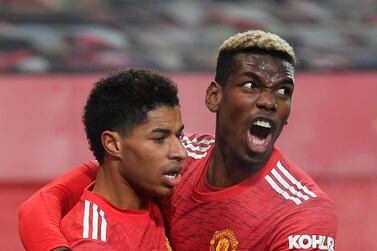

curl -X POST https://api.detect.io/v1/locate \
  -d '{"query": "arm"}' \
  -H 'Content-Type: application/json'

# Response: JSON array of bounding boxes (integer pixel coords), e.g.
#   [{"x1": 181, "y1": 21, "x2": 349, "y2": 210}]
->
[
  {"x1": 269, "y1": 198, "x2": 337, "y2": 251},
  {"x1": 71, "y1": 240, "x2": 119, "y2": 251},
  {"x1": 19, "y1": 160, "x2": 99, "y2": 251},
  {"x1": 60, "y1": 239, "x2": 120, "y2": 251}
]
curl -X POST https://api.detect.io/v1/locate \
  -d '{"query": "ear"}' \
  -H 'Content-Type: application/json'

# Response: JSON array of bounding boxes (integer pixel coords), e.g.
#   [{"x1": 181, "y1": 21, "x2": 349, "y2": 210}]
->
[
  {"x1": 101, "y1": 130, "x2": 122, "y2": 159},
  {"x1": 205, "y1": 81, "x2": 222, "y2": 112}
]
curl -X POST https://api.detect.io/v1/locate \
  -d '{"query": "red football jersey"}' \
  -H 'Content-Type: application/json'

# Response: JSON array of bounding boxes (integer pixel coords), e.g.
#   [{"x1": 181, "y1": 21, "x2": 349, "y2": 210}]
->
[
  {"x1": 19, "y1": 134, "x2": 337, "y2": 251},
  {"x1": 160, "y1": 133, "x2": 337, "y2": 251},
  {"x1": 61, "y1": 182, "x2": 172, "y2": 251}
]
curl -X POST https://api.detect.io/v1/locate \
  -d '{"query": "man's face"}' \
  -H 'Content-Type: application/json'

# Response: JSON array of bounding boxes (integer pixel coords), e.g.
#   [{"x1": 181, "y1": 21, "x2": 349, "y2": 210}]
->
[
  {"x1": 118, "y1": 105, "x2": 187, "y2": 198},
  {"x1": 214, "y1": 52, "x2": 295, "y2": 166}
]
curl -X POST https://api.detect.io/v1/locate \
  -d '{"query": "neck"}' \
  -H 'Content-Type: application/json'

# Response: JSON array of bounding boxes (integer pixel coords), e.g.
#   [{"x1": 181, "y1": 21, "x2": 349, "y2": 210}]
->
[
  {"x1": 206, "y1": 140, "x2": 270, "y2": 188},
  {"x1": 92, "y1": 161, "x2": 150, "y2": 210}
]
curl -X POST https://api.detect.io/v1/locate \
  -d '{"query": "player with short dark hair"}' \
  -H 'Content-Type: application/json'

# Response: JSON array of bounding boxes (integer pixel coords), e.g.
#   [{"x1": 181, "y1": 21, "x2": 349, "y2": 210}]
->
[
  {"x1": 84, "y1": 68, "x2": 181, "y2": 164},
  {"x1": 19, "y1": 30, "x2": 337, "y2": 251},
  {"x1": 35, "y1": 68, "x2": 187, "y2": 250}
]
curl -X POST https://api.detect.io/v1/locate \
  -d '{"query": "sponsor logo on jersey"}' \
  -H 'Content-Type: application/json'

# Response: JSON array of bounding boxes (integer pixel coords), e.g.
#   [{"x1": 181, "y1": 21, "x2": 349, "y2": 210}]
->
[
  {"x1": 209, "y1": 228, "x2": 239, "y2": 251},
  {"x1": 288, "y1": 235, "x2": 335, "y2": 250}
]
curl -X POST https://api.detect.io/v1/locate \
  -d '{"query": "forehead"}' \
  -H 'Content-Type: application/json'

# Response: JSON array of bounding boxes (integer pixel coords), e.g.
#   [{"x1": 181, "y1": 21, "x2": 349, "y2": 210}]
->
[{"x1": 230, "y1": 52, "x2": 295, "y2": 82}]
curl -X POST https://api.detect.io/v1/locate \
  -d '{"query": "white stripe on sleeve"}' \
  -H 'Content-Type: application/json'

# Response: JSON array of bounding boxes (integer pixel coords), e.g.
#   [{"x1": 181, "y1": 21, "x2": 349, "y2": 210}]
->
[
  {"x1": 83, "y1": 200, "x2": 90, "y2": 238},
  {"x1": 271, "y1": 168, "x2": 309, "y2": 200},
  {"x1": 265, "y1": 175, "x2": 302, "y2": 205},
  {"x1": 277, "y1": 161, "x2": 317, "y2": 198},
  {"x1": 99, "y1": 209, "x2": 107, "y2": 242},
  {"x1": 92, "y1": 203, "x2": 99, "y2": 240}
]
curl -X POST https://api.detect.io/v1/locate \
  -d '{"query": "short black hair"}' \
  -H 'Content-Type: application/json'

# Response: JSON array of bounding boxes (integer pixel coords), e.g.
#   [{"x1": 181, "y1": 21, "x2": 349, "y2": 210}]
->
[{"x1": 83, "y1": 68, "x2": 179, "y2": 162}]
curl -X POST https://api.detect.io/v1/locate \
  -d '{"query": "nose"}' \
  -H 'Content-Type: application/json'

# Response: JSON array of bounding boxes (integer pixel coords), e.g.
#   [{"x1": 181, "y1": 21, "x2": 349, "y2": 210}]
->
[
  {"x1": 169, "y1": 137, "x2": 188, "y2": 161},
  {"x1": 256, "y1": 89, "x2": 277, "y2": 112}
]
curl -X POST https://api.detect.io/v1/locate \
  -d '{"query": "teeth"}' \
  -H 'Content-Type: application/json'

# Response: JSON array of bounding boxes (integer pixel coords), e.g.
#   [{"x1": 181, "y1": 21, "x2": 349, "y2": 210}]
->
[
  {"x1": 164, "y1": 173, "x2": 178, "y2": 179},
  {"x1": 253, "y1": 120, "x2": 271, "y2": 128}
]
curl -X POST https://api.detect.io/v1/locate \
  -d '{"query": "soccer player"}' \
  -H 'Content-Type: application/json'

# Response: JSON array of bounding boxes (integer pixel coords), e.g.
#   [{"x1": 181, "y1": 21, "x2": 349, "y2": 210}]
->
[
  {"x1": 19, "y1": 30, "x2": 337, "y2": 250},
  {"x1": 29, "y1": 68, "x2": 187, "y2": 250}
]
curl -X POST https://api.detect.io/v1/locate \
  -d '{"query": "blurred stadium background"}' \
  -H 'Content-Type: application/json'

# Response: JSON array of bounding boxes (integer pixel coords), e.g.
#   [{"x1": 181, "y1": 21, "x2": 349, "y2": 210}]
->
[{"x1": 1, "y1": 0, "x2": 376, "y2": 250}]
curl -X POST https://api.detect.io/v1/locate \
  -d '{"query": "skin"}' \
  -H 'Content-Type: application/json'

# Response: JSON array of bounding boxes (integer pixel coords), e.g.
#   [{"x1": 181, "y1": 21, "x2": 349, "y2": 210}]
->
[
  {"x1": 205, "y1": 52, "x2": 295, "y2": 188},
  {"x1": 93, "y1": 105, "x2": 187, "y2": 210}
]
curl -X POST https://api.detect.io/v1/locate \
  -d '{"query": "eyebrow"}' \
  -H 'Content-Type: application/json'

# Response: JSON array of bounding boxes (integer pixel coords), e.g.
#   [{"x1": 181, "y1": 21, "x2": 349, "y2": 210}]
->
[
  {"x1": 151, "y1": 125, "x2": 185, "y2": 134},
  {"x1": 242, "y1": 71, "x2": 295, "y2": 86},
  {"x1": 242, "y1": 71, "x2": 262, "y2": 82}
]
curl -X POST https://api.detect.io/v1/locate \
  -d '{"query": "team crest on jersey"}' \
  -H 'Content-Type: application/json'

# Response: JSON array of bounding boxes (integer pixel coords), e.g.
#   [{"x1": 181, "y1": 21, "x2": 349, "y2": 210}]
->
[{"x1": 209, "y1": 228, "x2": 239, "y2": 251}]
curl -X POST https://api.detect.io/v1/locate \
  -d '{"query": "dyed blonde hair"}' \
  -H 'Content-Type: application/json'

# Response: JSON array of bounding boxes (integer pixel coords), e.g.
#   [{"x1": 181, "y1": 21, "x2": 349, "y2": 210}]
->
[
  {"x1": 215, "y1": 30, "x2": 296, "y2": 85},
  {"x1": 219, "y1": 30, "x2": 296, "y2": 64}
]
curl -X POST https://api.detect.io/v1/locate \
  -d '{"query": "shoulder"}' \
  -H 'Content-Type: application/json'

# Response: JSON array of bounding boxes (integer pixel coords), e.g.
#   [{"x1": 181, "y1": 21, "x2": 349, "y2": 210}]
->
[
  {"x1": 182, "y1": 132, "x2": 215, "y2": 159},
  {"x1": 264, "y1": 151, "x2": 337, "y2": 219},
  {"x1": 268, "y1": 197, "x2": 337, "y2": 250},
  {"x1": 265, "y1": 150, "x2": 337, "y2": 250},
  {"x1": 60, "y1": 200, "x2": 86, "y2": 242},
  {"x1": 61, "y1": 187, "x2": 109, "y2": 243},
  {"x1": 266, "y1": 148, "x2": 332, "y2": 203},
  {"x1": 264, "y1": 149, "x2": 337, "y2": 227},
  {"x1": 180, "y1": 132, "x2": 214, "y2": 179},
  {"x1": 71, "y1": 239, "x2": 119, "y2": 251}
]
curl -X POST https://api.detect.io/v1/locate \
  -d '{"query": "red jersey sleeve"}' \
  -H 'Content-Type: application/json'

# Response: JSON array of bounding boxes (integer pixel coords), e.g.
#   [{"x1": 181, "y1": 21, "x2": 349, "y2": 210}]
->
[
  {"x1": 269, "y1": 197, "x2": 337, "y2": 251},
  {"x1": 71, "y1": 239, "x2": 119, "y2": 251},
  {"x1": 18, "y1": 160, "x2": 99, "y2": 251}
]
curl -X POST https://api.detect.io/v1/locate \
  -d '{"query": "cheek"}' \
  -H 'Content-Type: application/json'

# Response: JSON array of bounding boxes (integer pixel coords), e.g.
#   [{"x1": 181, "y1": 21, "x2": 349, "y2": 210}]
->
[
  {"x1": 224, "y1": 93, "x2": 250, "y2": 112},
  {"x1": 122, "y1": 147, "x2": 155, "y2": 172},
  {"x1": 140, "y1": 149, "x2": 167, "y2": 170},
  {"x1": 219, "y1": 100, "x2": 248, "y2": 135},
  {"x1": 138, "y1": 152, "x2": 160, "y2": 169},
  {"x1": 278, "y1": 101, "x2": 291, "y2": 119}
]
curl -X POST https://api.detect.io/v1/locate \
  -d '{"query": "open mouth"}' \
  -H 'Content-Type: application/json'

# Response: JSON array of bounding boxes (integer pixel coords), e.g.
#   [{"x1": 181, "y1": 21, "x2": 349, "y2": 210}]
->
[
  {"x1": 250, "y1": 120, "x2": 272, "y2": 144},
  {"x1": 248, "y1": 119, "x2": 274, "y2": 152},
  {"x1": 162, "y1": 166, "x2": 182, "y2": 186},
  {"x1": 163, "y1": 172, "x2": 180, "y2": 180}
]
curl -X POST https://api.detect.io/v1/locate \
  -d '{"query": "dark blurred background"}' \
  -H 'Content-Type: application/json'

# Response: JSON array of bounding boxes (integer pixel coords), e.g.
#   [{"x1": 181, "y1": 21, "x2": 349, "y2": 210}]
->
[
  {"x1": 0, "y1": 0, "x2": 376, "y2": 73},
  {"x1": 1, "y1": 1, "x2": 376, "y2": 250}
]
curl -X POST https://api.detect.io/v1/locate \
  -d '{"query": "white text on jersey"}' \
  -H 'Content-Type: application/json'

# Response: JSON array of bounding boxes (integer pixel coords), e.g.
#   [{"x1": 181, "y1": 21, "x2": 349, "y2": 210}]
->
[{"x1": 288, "y1": 235, "x2": 334, "y2": 250}]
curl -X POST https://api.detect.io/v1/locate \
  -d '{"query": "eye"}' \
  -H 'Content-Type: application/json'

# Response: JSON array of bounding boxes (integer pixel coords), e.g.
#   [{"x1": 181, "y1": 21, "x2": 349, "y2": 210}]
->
[
  {"x1": 276, "y1": 87, "x2": 292, "y2": 96},
  {"x1": 243, "y1": 82, "x2": 257, "y2": 89},
  {"x1": 153, "y1": 136, "x2": 165, "y2": 144}
]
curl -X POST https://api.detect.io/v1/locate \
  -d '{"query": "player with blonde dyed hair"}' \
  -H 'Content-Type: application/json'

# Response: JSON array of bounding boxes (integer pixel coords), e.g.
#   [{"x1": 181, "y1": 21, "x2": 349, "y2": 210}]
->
[
  {"x1": 219, "y1": 30, "x2": 295, "y2": 60},
  {"x1": 19, "y1": 30, "x2": 337, "y2": 250},
  {"x1": 215, "y1": 29, "x2": 296, "y2": 86}
]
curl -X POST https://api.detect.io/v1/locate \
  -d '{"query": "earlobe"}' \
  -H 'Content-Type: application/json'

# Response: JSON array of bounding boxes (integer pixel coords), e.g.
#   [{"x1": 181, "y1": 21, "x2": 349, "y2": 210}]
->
[
  {"x1": 101, "y1": 131, "x2": 121, "y2": 158},
  {"x1": 205, "y1": 81, "x2": 222, "y2": 112}
]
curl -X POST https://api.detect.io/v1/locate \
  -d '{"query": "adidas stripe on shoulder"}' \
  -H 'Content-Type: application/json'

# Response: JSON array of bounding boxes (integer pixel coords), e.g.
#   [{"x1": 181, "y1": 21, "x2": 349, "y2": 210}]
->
[
  {"x1": 82, "y1": 200, "x2": 107, "y2": 242},
  {"x1": 182, "y1": 134, "x2": 214, "y2": 160},
  {"x1": 265, "y1": 161, "x2": 317, "y2": 205}
]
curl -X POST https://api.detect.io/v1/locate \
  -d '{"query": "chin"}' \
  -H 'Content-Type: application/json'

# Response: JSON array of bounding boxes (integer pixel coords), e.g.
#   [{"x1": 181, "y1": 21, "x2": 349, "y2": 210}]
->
[
  {"x1": 246, "y1": 147, "x2": 273, "y2": 163},
  {"x1": 153, "y1": 187, "x2": 174, "y2": 198}
]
